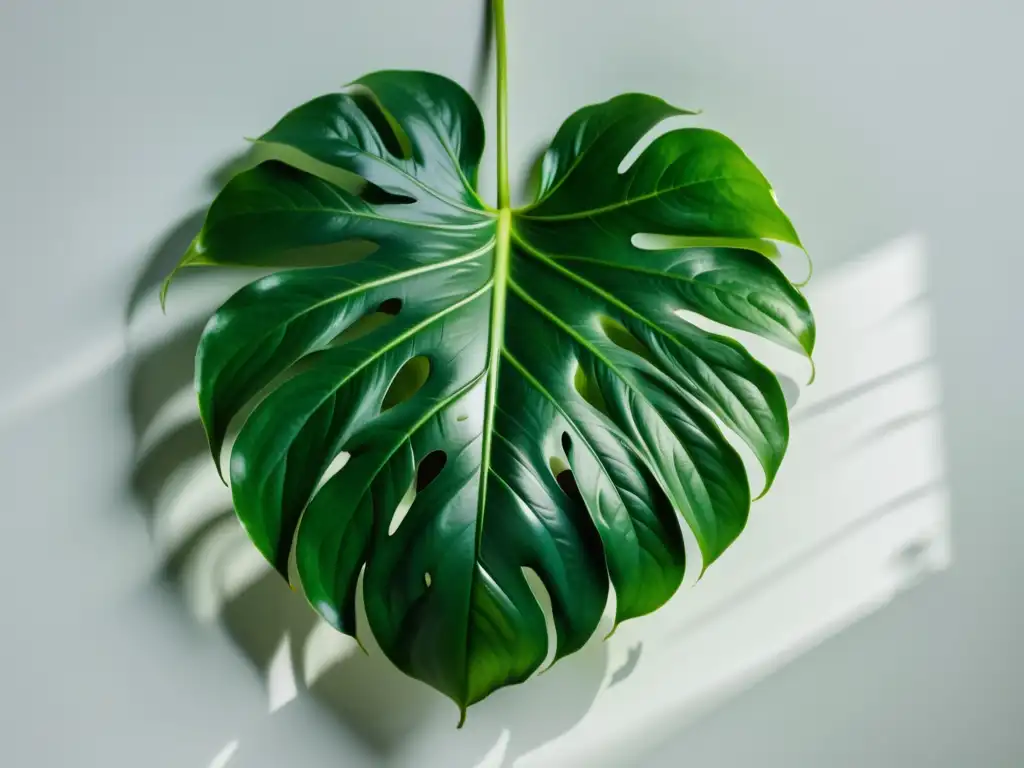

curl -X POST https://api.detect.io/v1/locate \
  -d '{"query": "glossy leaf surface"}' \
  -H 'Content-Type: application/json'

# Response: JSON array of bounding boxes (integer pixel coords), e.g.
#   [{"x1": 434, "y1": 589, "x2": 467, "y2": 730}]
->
[{"x1": 167, "y1": 70, "x2": 814, "y2": 719}]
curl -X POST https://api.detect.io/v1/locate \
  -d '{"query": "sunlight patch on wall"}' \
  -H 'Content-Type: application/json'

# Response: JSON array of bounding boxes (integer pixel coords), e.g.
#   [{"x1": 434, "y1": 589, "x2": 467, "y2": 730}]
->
[
  {"x1": 516, "y1": 233, "x2": 950, "y2": 767},
  {"x1": 206, "y1": 739, "x2": 239, "y2": 768}
]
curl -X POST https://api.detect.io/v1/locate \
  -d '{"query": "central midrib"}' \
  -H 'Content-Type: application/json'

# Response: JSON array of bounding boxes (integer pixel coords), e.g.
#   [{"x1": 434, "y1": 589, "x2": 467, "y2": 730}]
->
[{"x1": 474, "y1": 208, "x2": 511, "y2": 549}]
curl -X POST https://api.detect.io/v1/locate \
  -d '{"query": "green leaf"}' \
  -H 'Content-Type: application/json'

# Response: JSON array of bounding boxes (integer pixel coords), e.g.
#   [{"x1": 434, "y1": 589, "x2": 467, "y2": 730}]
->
[{"x1": 164, "y1": 62, "x2": 814, "y2": 720}]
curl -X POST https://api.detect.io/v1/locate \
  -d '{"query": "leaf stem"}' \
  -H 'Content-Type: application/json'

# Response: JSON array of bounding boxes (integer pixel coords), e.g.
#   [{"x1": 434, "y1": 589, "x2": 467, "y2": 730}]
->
[{"x1": 493, "y1": 0, "x2": 510, "y2": 208}]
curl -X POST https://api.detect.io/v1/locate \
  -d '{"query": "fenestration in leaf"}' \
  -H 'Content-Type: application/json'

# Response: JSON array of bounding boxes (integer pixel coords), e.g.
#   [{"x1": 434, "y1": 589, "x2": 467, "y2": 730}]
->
[{"x1": 163, "y1": 69, "x2": 814, "y2": 721}]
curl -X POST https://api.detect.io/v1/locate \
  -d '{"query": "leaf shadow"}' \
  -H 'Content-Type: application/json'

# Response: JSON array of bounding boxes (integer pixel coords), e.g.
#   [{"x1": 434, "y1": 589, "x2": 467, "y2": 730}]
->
[
  {"x1": 125, "y1": 153, "x2": 258, "y2": 319},
  {"x1": 668, "y1": 483, "x2": 944, "y2": 644},
  {"x1": 608, "y1": 643, "x2": 643, "y2": 688},
  {"x1": 512, "y1": 140, "x2": 549, "y2": 208},
  {"x1": 126, "y1": 151, "x2": 610, "y2": 766},
  {"x1": 468, "y1": 0, "x2": 494, "y2": 105}
]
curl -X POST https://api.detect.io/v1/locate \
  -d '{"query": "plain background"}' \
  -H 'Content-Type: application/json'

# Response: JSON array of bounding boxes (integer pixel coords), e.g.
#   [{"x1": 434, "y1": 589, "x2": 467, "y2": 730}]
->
[{"x1": 1, "y1": 0, "x2": 1021, "y2": 765}]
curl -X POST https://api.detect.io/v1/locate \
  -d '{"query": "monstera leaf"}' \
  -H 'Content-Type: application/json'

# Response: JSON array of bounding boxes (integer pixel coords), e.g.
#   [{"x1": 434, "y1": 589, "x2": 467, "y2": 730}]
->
[{"x1": 164, "y1": 9, "x2": 814, "y2": 723}]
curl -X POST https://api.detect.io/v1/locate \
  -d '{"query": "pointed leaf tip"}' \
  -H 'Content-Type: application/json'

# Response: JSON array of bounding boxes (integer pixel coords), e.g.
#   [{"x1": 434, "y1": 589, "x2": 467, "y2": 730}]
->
[
  {"x1": 159, "y1": 276, "x2": 172, "y2": 313},
  {"x1": 159, "y1": 233, "x2": 209, "y2": 313},
  {"x1": 794, "y1": 247, "x2": 814, "y2": 288}
]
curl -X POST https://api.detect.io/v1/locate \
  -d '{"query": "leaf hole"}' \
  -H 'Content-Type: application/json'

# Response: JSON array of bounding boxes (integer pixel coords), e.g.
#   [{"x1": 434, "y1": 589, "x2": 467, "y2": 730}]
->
[
  {"x1": 555, "y1": 467, "x2": 584, "y2": 505},
  {"x1": 424, "y1": 572, "x2": 432, "y2": 588},
  {"x1": 561, "y1": 431, "x2": 572, "y2": 456},
  {"x1": 312, "y1": 451, "x2": 351, "y2": 497},
  {"x1": 328, "y1": 301, "x2": 401, "y2": 348},
  {"x1": 388, "y1": 476, "x2": 417, "y2": 536},
  {"x1": 416, "y1": 450, "x2": 448, "y2": 492},
  {"x1": 360, "y1": 184, "x2": 416, "y2": 206},
  {"x1": 631, "y1": 232, "x2": 782, "y2": 258},
  {"x1": 381, "y1": 355, "x2": 431, "y2": 411},
  {"x1": 617, "y1": 119, "x2": 696, "y2": 175},
  {"x1": 249, "y1": 150, "x2": 364, "y2": 195},
  {"x1": 349, "y1": 91, "x2": 412, "y2": 159},
  {"x1": 548, "y1": 455, "x2": 570, "y2": 479},
  {"x1": 275, "y1": 238, "x2": 378, "y2": 269},
  {"x1": 377, "y1": 297, "x2": 403, "y2": 316},
  {"x1": 598, "y1": 315, "x2": 655, "y2": 364},
  {"x1": 456, "y1": 414, "x2": 469, "y2": 423},
  {"x1": 522, "y1": 567, "x2": 557, "y2": 671},
  {"x1": 573, "y1": 364, "x2": 611, "y2": 417}
]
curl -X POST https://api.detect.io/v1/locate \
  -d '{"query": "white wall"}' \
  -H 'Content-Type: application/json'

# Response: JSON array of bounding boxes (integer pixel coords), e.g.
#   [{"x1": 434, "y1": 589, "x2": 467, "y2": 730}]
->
[
  {"x1": 1, "y1": 0, "x2": 1021, "y2": 766},
  {"x1": 641, "y1": 0, "x2": 1024, "y2": 765}
]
